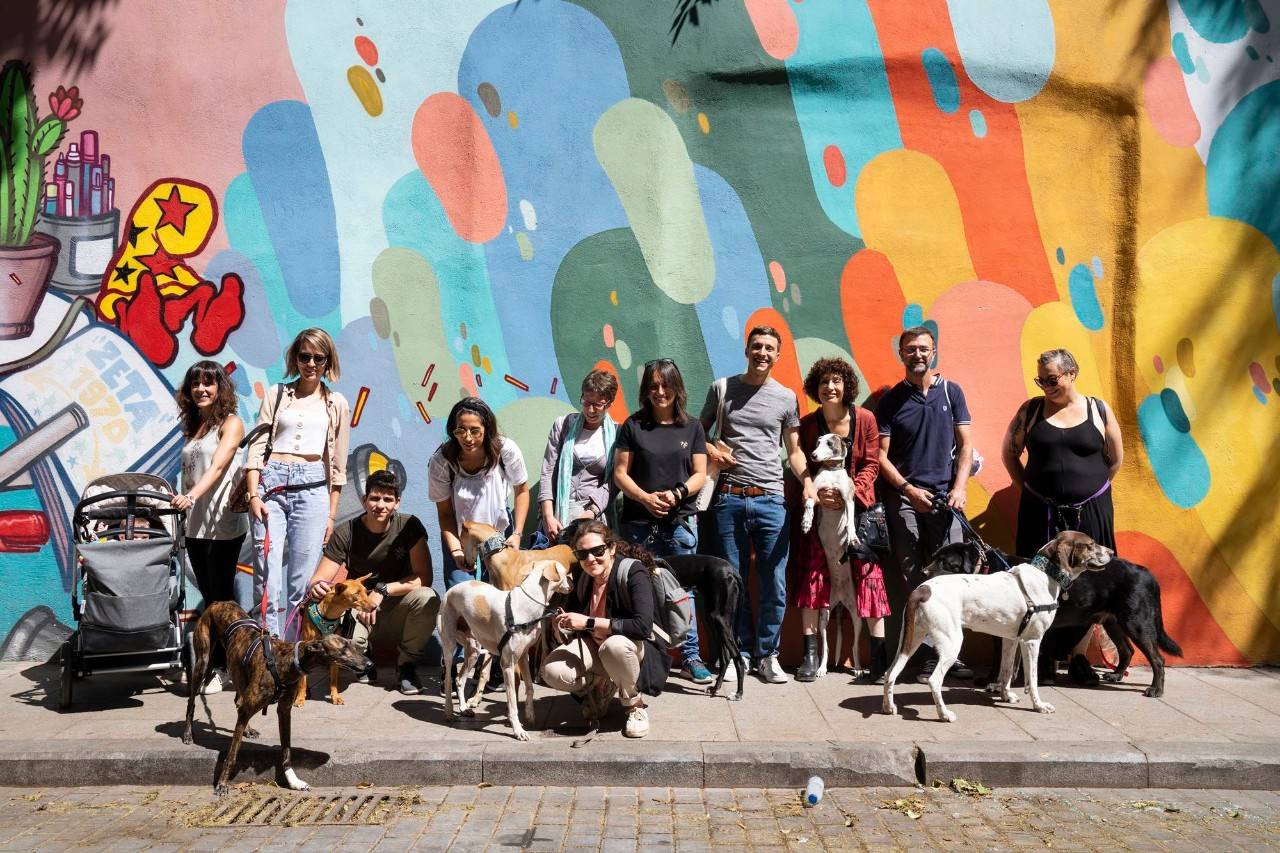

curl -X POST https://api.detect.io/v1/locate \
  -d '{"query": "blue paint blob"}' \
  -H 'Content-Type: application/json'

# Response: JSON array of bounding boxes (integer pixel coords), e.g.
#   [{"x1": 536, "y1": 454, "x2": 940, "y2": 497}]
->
[
  {"x1": 1247, "y1": 44, "x2": 1261, "y2": 60},
  {"x1": 1273, "y1": 271, "x2": 1280, "y2": 331},
  {"x1": 923, "y1": 320, "x2": 940, "y2": 367},
  {"x1": 1254, "y1": 387, "x2": 1269, "y2": 404},
  {"x1": 1159, "y1": 388, "x2": 1192, "y2": 433},
  {"x1": 1068, "y1": 263, "x2": 1105, "y2": 330},
  {"x1": 1055, "y1": 246, "x2": 1066, "y2": 265},
  {"x1": 903, "y1": 303, "x2": 924, "y2": 328},
  {"x1": 1245, "y1": 0, "x2": 1270, "y2": 33},
  {"x1": 968, "y1": 109, "x2": 987, "y2": 138},
  {"x1": 922, "y1": 48, "x2": 961, "y2": 114},
  {"x1": 1177, "y1": 0, "x2": 1251, "y2": 43},
  {"x1": 1091, "y1": 256, "x2": 1103, "y2": 279},
  {"x1": 1172, "y1": 32, "x2": 1196, "y2": 73},
  {"x1": 1195, "y1": 54, "x2": 1211, "y2": 82},
  {"x1": 1208, "y1": 80, "x2": 1280, "y2": 250},
  {"x1": 242, "y1": 101, "x2": 340, "y2": 319},
  {"x1": 1137, "y1": 395, "x2": 1211, "y2": 508},
  {"x1": 947, "y1": 0, "x2": 1054, "y2": 103}
]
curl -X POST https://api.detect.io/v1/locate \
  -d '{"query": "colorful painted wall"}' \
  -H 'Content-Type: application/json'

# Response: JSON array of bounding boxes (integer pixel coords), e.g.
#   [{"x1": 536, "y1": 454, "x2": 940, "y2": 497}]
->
[{"x1": 1, "y1": 0, "x2": 1277, "y2": 664}]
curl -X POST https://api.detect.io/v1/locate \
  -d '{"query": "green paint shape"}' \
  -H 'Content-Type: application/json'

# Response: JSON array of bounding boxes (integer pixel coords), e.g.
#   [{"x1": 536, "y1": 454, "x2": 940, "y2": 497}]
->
[
  {"x1": 496, "y1": 396, "x2": 577, "y2": 514},
  {"x1": 553, "y1": 228, "x2": 713, "y2": 409},
  {"x1": 594, "y1": 98, "x2": 715, "y2": 304},
  {"x1": 793, "y1": 337, "x2": 870, "y2": 405},
  {"x1": 371, "y1": 247, "x2": 456, "y2": 402}
]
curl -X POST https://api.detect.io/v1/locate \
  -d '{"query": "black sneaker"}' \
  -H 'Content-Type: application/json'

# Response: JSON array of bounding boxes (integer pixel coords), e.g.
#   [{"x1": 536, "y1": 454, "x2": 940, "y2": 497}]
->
[
  {"x1": 916, "y1": 658, "x2": 974, "y2": 682},
  {"x1": 357, "y1": 664, "x2": 378, "y2": 685},
  {"x1": 397, "y1": 663, "x2": 423, "y2": 695}
]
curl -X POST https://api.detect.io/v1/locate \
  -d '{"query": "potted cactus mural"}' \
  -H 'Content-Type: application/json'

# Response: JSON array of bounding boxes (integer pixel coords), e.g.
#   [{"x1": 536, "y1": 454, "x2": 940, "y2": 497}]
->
[{"x1": 0, "y1": 60, "x2": 79, "y2": 340}]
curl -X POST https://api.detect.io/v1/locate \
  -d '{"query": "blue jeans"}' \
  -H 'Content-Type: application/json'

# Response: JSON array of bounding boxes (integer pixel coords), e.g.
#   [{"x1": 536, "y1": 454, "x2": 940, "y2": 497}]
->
[
  {"x1": 251, "y1": 460, "x2": 329, "y2": 639},
  {"x1": 620, "y1": 517, "x2": 702, "y2": 665},
  {"x1": 706, "y1": 491, "x2": 790, "y2": 661}
]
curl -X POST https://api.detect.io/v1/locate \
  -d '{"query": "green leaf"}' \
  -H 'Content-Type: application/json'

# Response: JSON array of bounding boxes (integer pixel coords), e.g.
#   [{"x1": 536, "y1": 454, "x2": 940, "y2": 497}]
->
[
  {"x1": 32, "y1": 117, "x2": 66, "y2": 157},
  {"x1": 17, "y1": 158, "x2": 42, "y2": 245},
  {"x1": 0, "y1": 62, "x2": 35, "y2": 243}
]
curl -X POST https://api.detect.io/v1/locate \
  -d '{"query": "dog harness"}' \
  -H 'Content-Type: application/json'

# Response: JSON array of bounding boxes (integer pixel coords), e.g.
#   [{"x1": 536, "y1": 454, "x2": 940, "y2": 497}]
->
[
  {"x1": 497, "y1": 585, "x2": 558, "y2": 655},
  {"x1": 223, "y1": 617, "x2": 301, "y2": 708},
  {"x1": 1014, "y1": 555, "x2": 1075, "y2": 636},
  {"x1": 305, "y1": 602, "x2": 343, "y2": 636}
]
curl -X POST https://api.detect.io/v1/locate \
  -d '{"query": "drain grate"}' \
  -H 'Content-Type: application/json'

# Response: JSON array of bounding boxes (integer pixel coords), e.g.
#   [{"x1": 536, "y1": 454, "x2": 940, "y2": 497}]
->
[{"x1": 198, "y1": 793, "x2": 394, "y2": 827}]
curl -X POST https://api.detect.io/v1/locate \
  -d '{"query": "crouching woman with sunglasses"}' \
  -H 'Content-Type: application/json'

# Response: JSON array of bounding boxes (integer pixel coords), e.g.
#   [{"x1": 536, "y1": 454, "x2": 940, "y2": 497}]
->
[{"x1": 542, "y1": 521, "x2": 670, "y2": 739}]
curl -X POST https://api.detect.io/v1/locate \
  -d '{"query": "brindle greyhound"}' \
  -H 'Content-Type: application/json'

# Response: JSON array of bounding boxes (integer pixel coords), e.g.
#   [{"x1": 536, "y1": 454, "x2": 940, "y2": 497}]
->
[{"x1": 183, "y1": 601, "x2": 371, "y2": 795}]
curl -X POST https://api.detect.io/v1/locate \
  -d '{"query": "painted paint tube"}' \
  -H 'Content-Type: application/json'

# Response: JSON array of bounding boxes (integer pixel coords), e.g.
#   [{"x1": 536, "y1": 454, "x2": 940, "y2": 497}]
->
[
  {"x1": 43, "y1": 184, "x2": 58, "y2": 215},
  {"x1": 0, "y1": 403, "x2": 90, "y2": 488}
]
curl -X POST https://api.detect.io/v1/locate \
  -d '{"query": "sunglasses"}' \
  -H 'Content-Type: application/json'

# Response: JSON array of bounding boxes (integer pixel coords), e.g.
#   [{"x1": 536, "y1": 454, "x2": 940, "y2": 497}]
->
[
  {"x1": 644, "y1": 358, "x2": 676, "y2": 369},
  {"x1": 297, "y1": 353, "x2": 328, "y2": 365},
  {"x1": 1034, "y1": 374, "x2": 1070, "y2": 388},
  {"x1": 573, "y1": 543, "x2": 610, "y2": 561}
]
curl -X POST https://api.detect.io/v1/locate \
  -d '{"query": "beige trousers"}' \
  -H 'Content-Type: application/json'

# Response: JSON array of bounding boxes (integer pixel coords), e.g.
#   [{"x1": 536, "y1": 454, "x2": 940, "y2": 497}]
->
[
  {"x1": 541, "y1": 634, "x2": 645, "y2": 707},
  {"x1": 351, "y1": 586, "x2": 440, "y2": 666}
]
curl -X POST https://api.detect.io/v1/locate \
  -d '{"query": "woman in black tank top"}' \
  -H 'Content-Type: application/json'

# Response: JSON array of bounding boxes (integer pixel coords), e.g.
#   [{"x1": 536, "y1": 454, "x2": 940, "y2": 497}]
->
[{"x1": 1002, "y1": 349, "x2": 1124, "y2": 556}]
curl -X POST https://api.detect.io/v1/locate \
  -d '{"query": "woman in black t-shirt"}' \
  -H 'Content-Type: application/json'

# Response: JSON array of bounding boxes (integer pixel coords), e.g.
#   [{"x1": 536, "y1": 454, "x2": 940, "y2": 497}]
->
[{"x1": 613, "y1": 358, "x2": 708, "y2": 681}]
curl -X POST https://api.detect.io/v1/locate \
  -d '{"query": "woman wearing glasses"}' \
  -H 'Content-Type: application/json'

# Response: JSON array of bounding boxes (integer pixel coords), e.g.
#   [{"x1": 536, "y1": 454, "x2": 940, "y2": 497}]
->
[
  {"x1": 612, "y1": 358, "x2": 710, "y2": 684},
  {"x1": 429, "y1": 396, "x2": 530, "y2": 587},
  {"x1": 534, "y1": 369, "x2": 620, "y2": 546},
  {"x1": 1002, "y1": 348, "x2": 1123, "y2": 556},
  {"x1": 542, "y1": 521, "x2": 669, "y2": 739},
  {"x1": 244, "y1": 328, "x2": 351, "y2": 638}
]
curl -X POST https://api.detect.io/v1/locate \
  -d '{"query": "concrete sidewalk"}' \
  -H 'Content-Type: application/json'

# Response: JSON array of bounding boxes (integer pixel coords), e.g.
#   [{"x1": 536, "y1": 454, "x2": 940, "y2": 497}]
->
[{"x1": 2, "y1": 662, "x2": 1278, "y2": 789}]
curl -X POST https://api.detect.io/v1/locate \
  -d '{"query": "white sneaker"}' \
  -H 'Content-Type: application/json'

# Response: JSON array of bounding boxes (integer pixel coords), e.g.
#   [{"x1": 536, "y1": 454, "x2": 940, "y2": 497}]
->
[
  {"x1": 758, "y1": 655, "x2": 790, "y2": 684},
  {"x1": 201, "y1": 669, "x2": 225, "y2": 695},
  {"x1": 623, "y1": 705, "x2": 649, "y2": 738},
  {"x1": 720, "y1": 657, "x2": 748, "y2": 683}
]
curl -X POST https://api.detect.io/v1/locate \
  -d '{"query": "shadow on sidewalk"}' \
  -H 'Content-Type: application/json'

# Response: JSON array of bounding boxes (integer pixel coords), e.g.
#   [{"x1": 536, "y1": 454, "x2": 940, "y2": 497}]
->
[
  {"x1": 12, "y1": 661, "x2": 176, "y2": 712},
  {"x1": 153, "y1": 718, "x2": 333, "y2": 785},
  {"x1": 839, "y1": 687, "x2": 1012, "y2": 720}
]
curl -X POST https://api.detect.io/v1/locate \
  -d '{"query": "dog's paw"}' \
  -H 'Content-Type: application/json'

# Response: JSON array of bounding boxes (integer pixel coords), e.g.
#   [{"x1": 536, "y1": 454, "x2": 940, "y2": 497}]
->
[
  {"x1": 1102, "y1": 671, "x2": 1126, "y2": 684},
  {"x1": 461, "y1": 707, "x2": 476, "y2": 717},
  {"x1": 1034, "y1": 702, "x2": 1056, "y2": 714},
  {"x1": 214, "y1": 784, "x2": 229, "y2": 798},
  {"x1": 244, "y1": 727, "x2": 260, "y2": 740},
  {"x1": 330, "y1": 695, "x2": 345, "y2": 706},
  {"x1": 283, "y1": 768, "x2": 310, "y2": 791},
  {"x1": 940, "y1": 708, "x2": 957, "y2": 723},
  {"x1": 512, "y1": 728, "x2": 532, "y2": 742},
  {"x1": 292, "y1": 699, "x2": 305, "y2": 709},
  {"x1": 882, "y1": 698, "x2": 897, "y2": 715},
  {"x1": 984, "y1": 681, "x2": 999, "y2": 694},
  {"x1": 1142, "y1": 686, "x2": 1162, "y2": 698}
]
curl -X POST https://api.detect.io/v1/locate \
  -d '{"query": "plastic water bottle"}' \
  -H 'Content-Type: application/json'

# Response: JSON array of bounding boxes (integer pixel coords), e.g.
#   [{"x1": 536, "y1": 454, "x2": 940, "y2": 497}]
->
[{"x1": 804, "y1": 775, "x2": 825, "y2": 807}]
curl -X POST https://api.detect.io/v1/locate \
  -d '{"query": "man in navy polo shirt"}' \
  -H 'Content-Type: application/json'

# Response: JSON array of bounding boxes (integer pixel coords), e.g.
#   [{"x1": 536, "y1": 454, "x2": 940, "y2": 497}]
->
[{"x1": 876, "y1": 326, "x2": 975, "y2": 682}]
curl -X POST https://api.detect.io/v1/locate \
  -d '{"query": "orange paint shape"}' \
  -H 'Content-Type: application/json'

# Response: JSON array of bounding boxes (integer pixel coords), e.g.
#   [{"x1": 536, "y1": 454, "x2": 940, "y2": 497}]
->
[
  {"x1": 592, "y1": 359, "x2": 630, "y2": 424},
  {"x1": 1115, "y1": 531, "x2": 1249, "y2": 666},
  {"x1": 823, "y1": 144, "x2": 846, "y2": 187},
  {"x1": 1143, "y1": 56, "x2": 1201, "y2": 147},
  {"x1": 743, "y1": 0, "x2": 799, "y2": 60},
  {"x1": 867, "y1": 0, "x2": 1055, "y2": 306},
  {"x1": 350, "y1": 386, "x2": 370, "y2": 428},
  {"x1": 839, "y1": 249, "x2": 907, "y2": 392},
  {"x1": 354, "y1": 35, "x2": 379, "y2": 66},
  {"x1": 743, "y1": 307, "x2": 803, "y2": 405},
  {"x1": 768, "y1": 261, "x2": 787, "y2": 293},
  {"x1": 412, "y1": 93, "x2": 508, "y2": 243},
  {"x1": 602, "y1": 323, "x2": 615, "y2": 348}
]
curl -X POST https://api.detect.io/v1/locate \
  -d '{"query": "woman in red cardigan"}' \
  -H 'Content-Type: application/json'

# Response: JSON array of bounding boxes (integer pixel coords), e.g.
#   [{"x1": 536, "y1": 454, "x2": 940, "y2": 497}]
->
[{"x1": 791, "y1": 357, "x2": 890, "y2": 683}]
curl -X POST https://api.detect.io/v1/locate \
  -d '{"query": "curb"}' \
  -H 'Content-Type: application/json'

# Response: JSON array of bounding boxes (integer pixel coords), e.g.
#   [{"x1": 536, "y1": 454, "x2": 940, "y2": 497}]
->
[{"x1": 0, "y1": 740, "x2": 1274, "y2": 789}]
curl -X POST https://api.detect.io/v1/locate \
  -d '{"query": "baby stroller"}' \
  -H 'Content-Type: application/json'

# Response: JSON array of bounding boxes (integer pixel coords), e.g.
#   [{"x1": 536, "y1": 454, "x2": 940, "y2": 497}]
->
[{"x1": 60, "y1": 473, "x2": 190, "y2": 709}]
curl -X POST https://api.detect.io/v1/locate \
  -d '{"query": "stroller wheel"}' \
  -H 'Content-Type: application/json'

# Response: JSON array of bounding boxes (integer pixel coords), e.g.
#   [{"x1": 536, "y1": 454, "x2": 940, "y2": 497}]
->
[{"x1": 59, "y1": 641, "x2": 74, "y2": 710}]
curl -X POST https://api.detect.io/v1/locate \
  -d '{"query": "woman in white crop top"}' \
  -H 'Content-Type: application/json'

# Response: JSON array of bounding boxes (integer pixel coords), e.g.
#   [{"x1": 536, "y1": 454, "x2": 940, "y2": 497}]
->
[{"x1": 242, "y1": 328, "x2": 351, "y2": 639}]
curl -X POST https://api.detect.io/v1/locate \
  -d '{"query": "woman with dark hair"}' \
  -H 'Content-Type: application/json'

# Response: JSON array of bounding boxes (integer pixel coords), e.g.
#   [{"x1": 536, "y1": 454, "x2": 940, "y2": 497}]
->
[
  {"x1": 244, "y1": 328, "x2": 351, "y2": 639},
  {"x1": 612, "y1": 359, "x2": 710, "y2": 683},
  {"x1": 171, "y1": 360, "x2": 247, "y2": 694},
  {"x1": 429, "y1": 396, "x2": 529, "y2": 587},
  {"x1": 542, "y1": 521, "x2": 670, "y2": 738},
  {"x1": 790, "y1": 357, "x2": 889, "y2": 683},
  {"x1": 535, "y1": 369, "x2": 621, "y2": 545}
]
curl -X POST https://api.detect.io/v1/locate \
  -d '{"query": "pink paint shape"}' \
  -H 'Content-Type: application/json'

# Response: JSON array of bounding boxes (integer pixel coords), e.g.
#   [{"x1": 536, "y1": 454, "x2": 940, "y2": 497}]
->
[
  {"x1": 355, "y1": 35, "x2": 379, "y2": 66},
  {"x1": 1153, "y1": 355, "x2": 1164, "y2": 374},
  {"x1": 1248, "y1": 361, "x2": 1270, "y2": 393},
  {"x1": 412, "y1": 93, "x2": 508, "y2": 243},
  {"x1": 744, "y1": 0, "x2": 799, "y2": 60},
  {"x1": 769, "y1": 260, "x2": 787, "y2": 293},
  {"x1": 823, "y1": 144, "x2": 847, "y2": 187},
  {"x1": 460, "y1": 363, "x2": 479, "y2": 398},
  {"x1": 602, "y1": 323, "x2": 616, "y2": 348},
  {"x1": 1143, "y1": 56, "x2": 1201, "y2": 148}
]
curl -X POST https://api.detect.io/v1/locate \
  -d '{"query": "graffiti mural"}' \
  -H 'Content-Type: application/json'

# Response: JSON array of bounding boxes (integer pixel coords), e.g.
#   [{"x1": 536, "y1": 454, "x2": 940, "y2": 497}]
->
[{"x1": 1, "y1": 0, "x2": 1278, "y2": 664}]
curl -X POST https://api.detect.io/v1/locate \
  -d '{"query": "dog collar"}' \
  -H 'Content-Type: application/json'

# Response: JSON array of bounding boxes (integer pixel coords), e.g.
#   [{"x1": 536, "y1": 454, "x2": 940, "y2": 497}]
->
[
  {"x1": 478, "y1": 534, "x2": 508, "y2": 562},
  {"x1": 306, "y1": 602, "x2": 342, "y2": 636},
  {"x1": 816, "y1": 459, "x2": 844, "y2": 469},
  {"x1": 1031, "y1": 554, "x2": 1073, "y2": 591}
]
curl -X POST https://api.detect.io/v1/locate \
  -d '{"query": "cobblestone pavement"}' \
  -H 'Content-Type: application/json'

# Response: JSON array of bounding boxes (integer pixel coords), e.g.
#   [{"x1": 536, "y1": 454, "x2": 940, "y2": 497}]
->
[{"x1": 0, "y1": 784, "x2": 1276, "y2": 851}]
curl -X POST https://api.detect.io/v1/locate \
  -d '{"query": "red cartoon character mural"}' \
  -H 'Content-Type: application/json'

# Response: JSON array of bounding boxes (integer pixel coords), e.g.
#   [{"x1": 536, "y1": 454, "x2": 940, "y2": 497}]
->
[{"x1": 94, "y1": 179, "x2": 244, "y2": 367}]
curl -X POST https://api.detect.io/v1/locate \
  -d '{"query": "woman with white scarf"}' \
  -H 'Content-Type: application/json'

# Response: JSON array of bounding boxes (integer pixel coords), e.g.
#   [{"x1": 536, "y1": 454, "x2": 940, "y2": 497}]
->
[{"x1": 535, "y1": 369, "x2": 620, "y2": 545}]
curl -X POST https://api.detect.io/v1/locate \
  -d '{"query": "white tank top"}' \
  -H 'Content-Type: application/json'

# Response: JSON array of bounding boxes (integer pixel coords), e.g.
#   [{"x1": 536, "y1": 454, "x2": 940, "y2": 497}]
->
[
  {"x1": 273, "y1": 400, "x2": 328, "y2": 456},
  {"x1": 181, "y1": 426, "x2": 249, "y2": 540}
]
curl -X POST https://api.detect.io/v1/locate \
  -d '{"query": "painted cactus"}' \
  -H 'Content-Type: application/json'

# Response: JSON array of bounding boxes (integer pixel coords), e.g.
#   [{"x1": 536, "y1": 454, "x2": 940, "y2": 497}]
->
[{"x1": 0, "y1": 61, "x2": 77, "y2": 248}]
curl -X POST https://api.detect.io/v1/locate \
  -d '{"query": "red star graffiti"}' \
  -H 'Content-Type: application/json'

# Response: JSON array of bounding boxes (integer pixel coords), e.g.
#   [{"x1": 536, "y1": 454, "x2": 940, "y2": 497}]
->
[
  {"x1": 136, "y1": 245, "x2": 186, "y2": 279},
  {"x1": 153, "y1": 185, "x2": 198, "y2": 234}
]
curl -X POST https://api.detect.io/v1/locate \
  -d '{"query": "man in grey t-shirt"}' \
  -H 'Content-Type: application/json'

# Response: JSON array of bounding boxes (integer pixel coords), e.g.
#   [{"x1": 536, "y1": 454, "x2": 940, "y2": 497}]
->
[{"x1": 699, "y1": 326, "x2": 814, "y2": 684}]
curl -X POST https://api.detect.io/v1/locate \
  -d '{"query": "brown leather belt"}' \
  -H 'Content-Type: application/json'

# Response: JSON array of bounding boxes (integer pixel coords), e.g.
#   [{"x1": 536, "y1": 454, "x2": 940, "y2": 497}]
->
[{"x1": 718, "y1": 481, "x2": 767, "y2": 498}]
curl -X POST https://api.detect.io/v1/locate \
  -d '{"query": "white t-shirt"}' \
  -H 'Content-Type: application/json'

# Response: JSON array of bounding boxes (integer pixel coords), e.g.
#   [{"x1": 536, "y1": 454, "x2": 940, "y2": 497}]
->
[
  {"x1": 568, "y1": 426, "x2": 607, "y2": 516},
  {"x1": 427, "y1": 436, "x2": 528, "y2": 535}
]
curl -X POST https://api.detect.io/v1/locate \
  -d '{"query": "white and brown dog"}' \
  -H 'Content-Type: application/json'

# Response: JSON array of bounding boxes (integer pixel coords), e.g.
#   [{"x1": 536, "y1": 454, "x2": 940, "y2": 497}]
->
[
  {"x1": 883, "y1": 530, "x2": 1113, "y2": 723},
  {"x1": 800, "y1": 433, "x2": 867, "y2": 677},
  {"x1": 439, "y1": 559, "x2": 573, "y2": 740}
]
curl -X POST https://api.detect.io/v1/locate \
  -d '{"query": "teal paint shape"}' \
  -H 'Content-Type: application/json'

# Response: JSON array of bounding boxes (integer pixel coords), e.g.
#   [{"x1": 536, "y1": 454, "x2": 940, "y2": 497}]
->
[
  {"x1": 1172, "y1": 32, "x2": 1196, "y2": 73},
  {"x1": 968, "y1": 108, "x2": 987, "y2": 138},
  {"x1": 1208, "y1": 80, "x2": 1280, "y2": 250},
  {"x1": 902, "y1": 303, "x2": 924, "y2": 328},
  {"x1": 1159, "y1": 388, "x2": 1192, "y2": 433},
  {"x1": 1247, "y1": 44, "x2": 1260, "y2": 60},
  {"x1": 1177, "y1": 0, "x2": 1251, "y2": 43},
  {"x1": 1056, "y1": 246, "x2": 1065, "y2": 265},
  {"x1": 1137, "y1": 395, "x2": 1211, "y2": 508},
  {"x1": 922, "y1": 48, "x2": 961, "y2": 114},
  {"x1": 1068, "y1": 263, "x2": 1104, "y2": 330},
  {"x1": 947, "y1": 0, "x2": 1054, "y2": 103}
]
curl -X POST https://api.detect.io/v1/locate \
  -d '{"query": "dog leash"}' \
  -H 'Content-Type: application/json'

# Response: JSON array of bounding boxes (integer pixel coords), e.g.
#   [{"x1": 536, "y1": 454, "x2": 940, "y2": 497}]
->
[
  {"x1": 253, "y1": 478, "x2": 329, "y2": 633},
  {"x1": 934, "y1": 497, "x2": 1013, "y2": 573}
]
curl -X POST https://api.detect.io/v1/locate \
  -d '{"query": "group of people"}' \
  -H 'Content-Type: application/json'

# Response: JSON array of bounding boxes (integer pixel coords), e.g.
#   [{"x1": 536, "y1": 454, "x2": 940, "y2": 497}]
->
[{"x1": 169, "y1": 323, "x2": 1124, "y2": 737}]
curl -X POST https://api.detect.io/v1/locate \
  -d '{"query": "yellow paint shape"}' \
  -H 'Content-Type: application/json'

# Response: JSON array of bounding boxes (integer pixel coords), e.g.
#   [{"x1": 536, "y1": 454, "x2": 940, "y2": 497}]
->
[
  {"x1": 854, "y1": 149, "x2": 974, "y2": 309},
  {"x1": 368, "y1": 451, "x2": 388, "y2": 472},
  {"x1": 515, "y1": 231, "x2": 534, "y2": 261},
  {"x1": 507, "y1": 111, "x2": 519, "y2": 128},
  {"x1": 482, "y1": 356, "x2": 492, "y2": 375},
  {"x1": 347, "y1": 65, "x2": 383, "y2": 117},
  {"x1": 697, "y1": 112, "x2": 710, "y2": 134},
  {"x1": 609, "y1": 290, "x2": 618, "y2": 306},
  {"x1": 1161, "y1": 366, "x2": 1196, "y2": 421}
]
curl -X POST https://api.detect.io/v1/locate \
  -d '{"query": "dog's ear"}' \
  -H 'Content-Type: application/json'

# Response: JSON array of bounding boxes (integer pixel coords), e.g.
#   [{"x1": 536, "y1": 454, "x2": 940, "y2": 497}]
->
[
  {"x1": 350, "y1": 573, "x2": 373, "y2": 586},
  {"x1": 540, "y1": 560, "x2": 564, "y2": 582}
]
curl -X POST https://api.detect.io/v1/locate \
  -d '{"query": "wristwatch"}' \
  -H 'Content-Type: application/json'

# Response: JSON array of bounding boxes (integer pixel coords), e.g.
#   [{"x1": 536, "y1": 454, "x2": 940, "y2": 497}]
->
[
  {"x1": 374, "y1": 582, "x2": 389, "y2": 597},
  {"x1": 586, "y1": 617, "x2": 597, "y2": 632}
]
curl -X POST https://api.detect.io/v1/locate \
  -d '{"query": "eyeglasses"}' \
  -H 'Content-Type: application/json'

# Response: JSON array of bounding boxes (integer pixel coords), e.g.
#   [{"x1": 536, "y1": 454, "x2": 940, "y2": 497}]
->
[
  {"x1": 297, "y1": 353, "x2": 328, "y2": 365},
  {"x1": 451, "y1": 427, "x2": 484, "y2": 438},
  {"x1": 580, "y1": 397, "x2": 609, "y2": 412},
  {"x1": 901, "y1": 346, "x2": 933, "y2": 355},
  {"x1": 573, "y1": 543, "x2": 610, "y2": 561},
  {"x1": 1034, "y1": 374, "x2": 1070, "y2": 389}
]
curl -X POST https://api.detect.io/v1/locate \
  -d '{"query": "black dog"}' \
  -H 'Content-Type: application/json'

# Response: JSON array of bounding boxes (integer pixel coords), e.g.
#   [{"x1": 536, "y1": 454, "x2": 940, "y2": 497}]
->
[
  {"x1": 926, "y1": 542, "x2": 1183, "y2": 697},
  {"x1": 657, "y1": 554, "x2": 746, "y2": 701}
]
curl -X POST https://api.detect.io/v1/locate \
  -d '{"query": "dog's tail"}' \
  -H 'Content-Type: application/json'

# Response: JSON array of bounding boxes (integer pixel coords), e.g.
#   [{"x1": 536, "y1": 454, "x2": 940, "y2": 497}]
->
[
  {"x1": 895, "y1": 584, "x2": 932, "y2": 660},
  {"x1": 1150, "y1": 582, "x2": 1183, "y2": 658}
]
